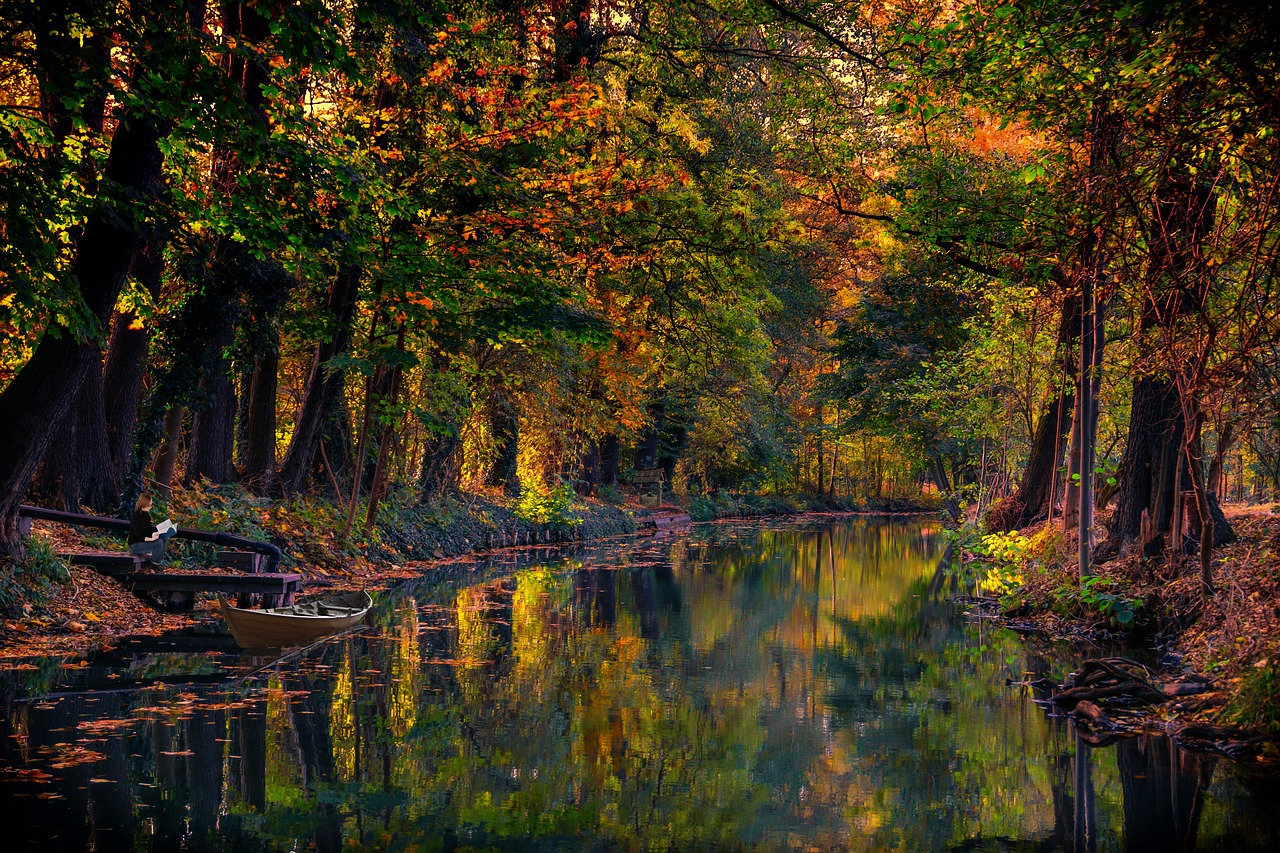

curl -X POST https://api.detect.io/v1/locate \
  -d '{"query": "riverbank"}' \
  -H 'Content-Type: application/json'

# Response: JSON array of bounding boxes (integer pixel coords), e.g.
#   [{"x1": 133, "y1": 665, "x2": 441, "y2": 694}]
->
[
  {"x1": 0, "y1": 485, "x2": 638, "y2": 660},
  {"x1": 0, "y1": 484, "x2": 949, "y2": 660},
  {"x1": 970, "y1": 504, "x2": 1280, "y2": 756},
  {"x1": 2, "y1": 485, "x2": 930, "y2": 660}
]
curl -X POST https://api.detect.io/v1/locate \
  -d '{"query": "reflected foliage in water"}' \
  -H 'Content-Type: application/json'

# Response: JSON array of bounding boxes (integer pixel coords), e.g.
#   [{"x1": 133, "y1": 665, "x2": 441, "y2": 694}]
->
[{"x1": 1, "y1": 519, "x2": 1277, "y2": 851}]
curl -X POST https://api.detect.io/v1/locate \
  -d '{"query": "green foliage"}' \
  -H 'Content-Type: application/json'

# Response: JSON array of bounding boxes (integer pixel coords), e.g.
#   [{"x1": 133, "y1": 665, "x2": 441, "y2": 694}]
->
[
  {"x1": 594, "y1": 484, "x2": 622, "y2": 505},
  {"x1": 514, "y1": 478, "x2": 581, "y2": 528},
  {"x1": 974, "y1": 530, "x2": 1032, "y2": 597},
  {"x1": 1228, "y1": 658, "x2": 1280, "y2": 735},
  {"x1": 0, "y1": 538, "x2": 70, "y2": 612},
  {"x1": 1061, "y1": 577, "x2": 1144, "y2": 629}
]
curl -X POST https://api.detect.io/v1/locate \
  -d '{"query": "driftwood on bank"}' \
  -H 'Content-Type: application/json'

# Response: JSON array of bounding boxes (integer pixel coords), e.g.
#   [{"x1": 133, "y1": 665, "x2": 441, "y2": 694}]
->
[
  {"x1": 1051, "y1": 657, "x2": 1172, "y2": 708},
  {"x1": 1034, "y1": 657, "x2": 1272, "y2": 759}
]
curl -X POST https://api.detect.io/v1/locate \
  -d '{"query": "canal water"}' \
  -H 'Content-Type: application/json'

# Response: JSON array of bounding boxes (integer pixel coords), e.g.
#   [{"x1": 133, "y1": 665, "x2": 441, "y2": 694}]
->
[{"x1": 1, "y1": 517, "x2": 1277, "y2": 851}]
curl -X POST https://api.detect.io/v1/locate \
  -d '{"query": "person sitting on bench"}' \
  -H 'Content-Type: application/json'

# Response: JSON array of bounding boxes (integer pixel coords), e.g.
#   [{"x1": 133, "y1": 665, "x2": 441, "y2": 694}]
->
[{"x1": 128, "y1": 494, "x2": 176, "y2": 564}]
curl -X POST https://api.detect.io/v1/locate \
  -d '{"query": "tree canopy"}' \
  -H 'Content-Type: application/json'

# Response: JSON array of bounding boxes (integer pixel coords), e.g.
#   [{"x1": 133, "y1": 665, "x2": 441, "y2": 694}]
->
[{"x1": 2, "y1": 0, "x2": 1279, "y2": 584}]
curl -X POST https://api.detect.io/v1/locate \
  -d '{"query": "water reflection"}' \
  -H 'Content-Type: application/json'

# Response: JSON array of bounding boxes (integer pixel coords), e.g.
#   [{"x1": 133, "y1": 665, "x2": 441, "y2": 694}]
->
[{"x1": 1, "y1": 518, "x2": 1277, "y2": 851}]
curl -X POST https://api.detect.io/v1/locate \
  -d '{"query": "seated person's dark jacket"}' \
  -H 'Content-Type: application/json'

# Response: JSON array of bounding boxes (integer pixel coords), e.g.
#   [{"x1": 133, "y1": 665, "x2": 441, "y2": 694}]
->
[{"x1": 129, "y1": 510, "x2": 156, "y2": 545}]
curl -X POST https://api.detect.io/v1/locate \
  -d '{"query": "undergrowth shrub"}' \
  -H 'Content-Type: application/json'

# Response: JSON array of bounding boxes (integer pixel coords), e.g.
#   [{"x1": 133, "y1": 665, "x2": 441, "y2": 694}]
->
[
  {"x1": 1074, "y1": 576, "x2": 1144, "y2": 628},
  {"x1": 955, "y1": 524, "x2": 1066, "y2": 606},
  {"x1": 515, "y1": 479, "x2": 581, "y2": 527},
  {"x1": 166, "y1": 480, "x2": 275, "y2": 568},
  {"x1": 1229, "y1": 658, "x2": 1280, "y2": 735},
  {"x1": 0, "y1": 538, "x2": 70, "y2": 614}
]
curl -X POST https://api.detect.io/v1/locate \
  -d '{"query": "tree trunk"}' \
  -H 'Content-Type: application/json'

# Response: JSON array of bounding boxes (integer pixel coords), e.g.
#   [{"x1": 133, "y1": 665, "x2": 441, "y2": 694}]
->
[
  {"x1": 1102, "y1": 165, "x2": 1235, "y2": 557},
  {"x1": 0, "y1": 109, "x2": 162, "y2": 557},
  {"x1": 184, "y1": 0, "x2": 274, "y2": 488},
  {"x1": 241, "y1": 345, "x2": 279, "y2": 494},
  {"x1": 186, "y1": 315, "x2": 238, "y2": 484},
  {"x1": 487, "y1": 395, "x2": 520, "y2": 497},
  {"x1": 987, "y1": 391, "x2": 1071, "y2": 532},
  {"x1": 97, "y1": 239, "x2": 167, "y2": 503},
  {"x1": 36, "y1": 353, "x2": 111, "y2": 513},
  {"x1": 279, "y1": 265, "x2": 361, "y2": 495},
  {"x1": 1207, "y1": 421, "x2": 1234, "y2": 498},
  {"x1": 1075, "y1": 278, "x2": 1105, "y2": 576},
  {"x1": 599, "y1": 433, "x2": 620, "y2": 489},
  {"x1": 363, "y1": 328, "x2": 406, "y2": 535},
  {"x1": 153, "y1": 405, "x2": 185, "y2": 496},
  {"x1": 931, "y1": 453, "x2": 961, "y2": 522},
  {"x1": 576, "y1": 438, "x2": 599, "y2": 496},
  {"x1": 1106, "y1": 375, "x2": 1186, "y2": 555}
]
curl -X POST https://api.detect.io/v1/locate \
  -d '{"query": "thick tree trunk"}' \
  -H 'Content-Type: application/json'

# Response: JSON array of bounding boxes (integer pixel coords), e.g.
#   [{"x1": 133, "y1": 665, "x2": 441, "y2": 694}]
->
[
  {"x1": 931, "y1": 453, "x2": 961, "y2": 522},
  {"x1": 987, "y1": 393, "x2": 1070, "y2": 531},
  {"x1": 241, "y1": 345, "x2": 279, "y2": 494},
  {"x1": 153, "y1": 405, "x2": 185, "y2": 496},
  {"x1": 71, "y1": 356, "x2": 113, "y2": 510},
  {"x1": 279, "y1": 265, "x2": 361, "y2": 495},
  {"x1": 576, "y1": 438, "x2": 599, "y2": 496},
  {"x1": 186, "y1": 317, "x2": 238, "y2": 484},
  {"x1": 599, "y1": 433, "x2": 620, "y2": 489},
  {"x1": 487, "y1": 396, "x2": 520, "y2": 497},
  {"x1": 0, "y1": 110, "x2": 162, "y2": 557},
  {"x1": 1106, "y1": 375, "x2": 1186, "y2": 557},
  {"x1": 1103, "y1": 167, "x2": 1235, "y2": 558},
  {"x1": 97, "y1": 240, "x2": 167, "y2": 501},
  {"x1": 183, "y1": 0, "x2": 273, "y2": 488},
  {"x1": 36, "y1": 354, "x2": 111, "y2": 512},
  {"x1": 986, "y1": 294, "x2": 1080, "y2": 532}
]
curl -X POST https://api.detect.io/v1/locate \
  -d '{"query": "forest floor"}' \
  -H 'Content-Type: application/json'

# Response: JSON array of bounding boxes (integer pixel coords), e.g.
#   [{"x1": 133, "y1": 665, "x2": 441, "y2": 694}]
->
[{"x1": 982, "y1": 503, "x2": 1280, "y2": 760}]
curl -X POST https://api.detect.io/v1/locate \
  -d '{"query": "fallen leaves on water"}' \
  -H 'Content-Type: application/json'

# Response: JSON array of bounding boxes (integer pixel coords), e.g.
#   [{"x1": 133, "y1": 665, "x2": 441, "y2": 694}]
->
[{"x1": 45, "y1": 745, "x2": 106, "y2": 769}]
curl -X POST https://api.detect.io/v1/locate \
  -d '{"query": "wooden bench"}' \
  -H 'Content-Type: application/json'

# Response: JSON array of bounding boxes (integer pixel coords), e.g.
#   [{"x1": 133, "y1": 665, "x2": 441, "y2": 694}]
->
[
  {"x1": 61, "y1": 552, "x2": 147, "y2": 576},
  {"x1": 214, "y1": 550, "x2": 266, "y2": 573}
]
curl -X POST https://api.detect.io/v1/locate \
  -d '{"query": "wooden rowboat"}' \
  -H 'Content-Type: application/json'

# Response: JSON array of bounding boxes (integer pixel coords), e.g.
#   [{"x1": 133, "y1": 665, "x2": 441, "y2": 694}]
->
[{"x1": 219, "y1": 590, "x2": 372, "y2": 648}]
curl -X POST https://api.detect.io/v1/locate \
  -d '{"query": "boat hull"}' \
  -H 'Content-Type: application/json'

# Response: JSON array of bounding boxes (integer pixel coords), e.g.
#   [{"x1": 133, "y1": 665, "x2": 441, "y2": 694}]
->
[{"x1": 220, "y1": 591, "x2": 372, "y2": 648}]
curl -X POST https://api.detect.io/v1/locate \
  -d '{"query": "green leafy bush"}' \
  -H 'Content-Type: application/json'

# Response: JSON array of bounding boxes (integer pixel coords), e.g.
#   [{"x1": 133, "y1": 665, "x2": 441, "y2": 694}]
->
[
  {"x1": 975, "y1": 530, "x2": 1032, "y2": 596},
  {"x1": 1229, "y1": 658, "x2": 1280, "y2": 735},
  {"x1": 515, "y1": 479, "x2": 581, "y2": 527},
  {"x1": 0, "y1": 538, "x2": 70, "y2": 613},
  {"x1": 1080, "y1": 576, "x2": 1143, "y2": 627}
]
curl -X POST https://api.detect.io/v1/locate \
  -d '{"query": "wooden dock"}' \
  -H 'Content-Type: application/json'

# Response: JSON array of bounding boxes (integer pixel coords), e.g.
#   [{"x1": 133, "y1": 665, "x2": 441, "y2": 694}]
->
[
  {"x1": 23, "y1": 503, "x2": 295, "y2": 612},
  {"x1": 59, "y1": 550, "x2": 301, "y2": 612}
]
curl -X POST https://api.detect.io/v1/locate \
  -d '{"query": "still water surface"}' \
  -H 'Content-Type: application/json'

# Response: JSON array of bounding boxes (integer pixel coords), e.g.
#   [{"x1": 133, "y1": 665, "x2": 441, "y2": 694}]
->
[{"x1": 1, "y1": 517, "x2": 1277, "y2": 851}]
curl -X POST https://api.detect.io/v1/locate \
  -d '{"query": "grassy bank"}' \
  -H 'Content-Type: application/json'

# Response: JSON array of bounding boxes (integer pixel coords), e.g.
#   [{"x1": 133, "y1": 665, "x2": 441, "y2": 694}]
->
[{"x1": 961, "y1": 506, "x2": 1280, "y2": 744}]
